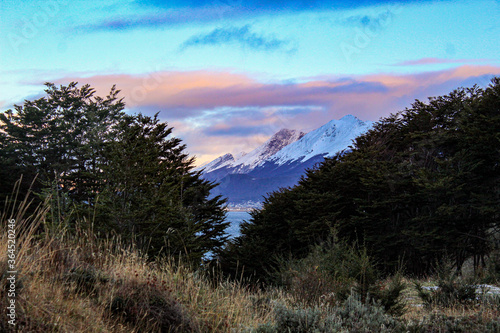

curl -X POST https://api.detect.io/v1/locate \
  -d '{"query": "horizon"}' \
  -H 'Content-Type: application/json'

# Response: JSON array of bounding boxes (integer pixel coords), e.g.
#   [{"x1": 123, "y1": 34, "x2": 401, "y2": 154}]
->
[{"x1": 1, "y1": 0, "x2": 499, "y2": 165}]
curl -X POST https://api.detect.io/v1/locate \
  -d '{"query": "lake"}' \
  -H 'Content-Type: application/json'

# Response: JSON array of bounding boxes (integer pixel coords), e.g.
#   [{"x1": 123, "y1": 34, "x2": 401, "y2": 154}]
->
[{"x1": 225, "y1": 211, "x2": 252, "y2": 238}]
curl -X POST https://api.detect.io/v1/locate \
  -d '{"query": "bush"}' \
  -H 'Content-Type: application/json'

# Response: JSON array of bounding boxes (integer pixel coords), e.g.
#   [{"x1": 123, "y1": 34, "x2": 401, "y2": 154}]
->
[
  {"x1": 109, "y1": 278, "x2": 198, "y2": 332},
  {"x1": 275, "y1": 238, "x2": 379, "y2": 305},
  {"x1": 326, "y1": 293, "x2": 403, "y2": 332},
  {"x1": 407, "y1": 313, "x2": 500, "y2": 333},
  {"x1": 415, "y1": 260, "x2": 478, "y2": 308},
  {"x1": 273, "y1": 305, "x2": 324, "y2": 333},
  {"x1": 252, "y1": 292, "x2": 403, "y2": 333},
  {"x1": 62, "y1": 265, "x2": 109, "y2": 295},
  {"x1": 483, "y1": 250, "x2": 500, "y2": 284},
  {"x1": 371, "y1": 273, "x2": 407, "y2": 317}
]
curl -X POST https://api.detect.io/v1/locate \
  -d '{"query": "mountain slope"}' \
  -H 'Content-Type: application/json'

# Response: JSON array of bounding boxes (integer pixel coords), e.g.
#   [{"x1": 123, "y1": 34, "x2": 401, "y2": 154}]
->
[
  {"x1": 197, "y1": 128, "x2": 305, "y2": 176},
  {"x1": 200, "y1": 115, "x2": 373, "y2": 206},
  {"x1": 270, "y1": 114, "x2": 373, "y2": 165},
  {"x1": 231, "y1": 129, "x2": 305, "y2": 173}
]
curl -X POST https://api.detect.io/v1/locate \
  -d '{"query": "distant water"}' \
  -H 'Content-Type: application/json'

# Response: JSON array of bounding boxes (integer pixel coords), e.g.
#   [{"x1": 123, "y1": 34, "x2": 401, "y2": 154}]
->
[{"x1": 225, "y1": 211, "x2": 251, "y2": 239}]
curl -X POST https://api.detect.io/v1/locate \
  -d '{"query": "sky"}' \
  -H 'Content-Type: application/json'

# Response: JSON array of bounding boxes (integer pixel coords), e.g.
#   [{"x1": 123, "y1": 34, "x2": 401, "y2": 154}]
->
[{"x1": 1, "y1": 0, "x2": 499, "y2": 165}]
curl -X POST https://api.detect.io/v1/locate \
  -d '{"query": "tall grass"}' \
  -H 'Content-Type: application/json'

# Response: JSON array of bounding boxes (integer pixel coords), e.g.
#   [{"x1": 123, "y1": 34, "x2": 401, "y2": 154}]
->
[
  {"x1": 0, "y1": 182, "x2": 275, "y2": 332},
  {"x1": 1, "y1": 181, "x2": 499, "y2": 332}
]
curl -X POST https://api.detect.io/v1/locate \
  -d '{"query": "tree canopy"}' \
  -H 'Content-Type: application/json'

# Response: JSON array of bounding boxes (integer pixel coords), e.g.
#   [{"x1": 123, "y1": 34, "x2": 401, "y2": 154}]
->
[
  {"x1": 0, "y1": 82, "x2": 228, "y2": 263},
  {"x1": 219, "y1": 78, "x2": 500, "y2": 280}
]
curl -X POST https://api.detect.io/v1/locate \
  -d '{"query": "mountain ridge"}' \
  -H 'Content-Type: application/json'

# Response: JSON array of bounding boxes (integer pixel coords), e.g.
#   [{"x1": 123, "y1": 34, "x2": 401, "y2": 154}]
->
[{"x1": 198, "y1": 115, "x2": 373, "y2": 206}]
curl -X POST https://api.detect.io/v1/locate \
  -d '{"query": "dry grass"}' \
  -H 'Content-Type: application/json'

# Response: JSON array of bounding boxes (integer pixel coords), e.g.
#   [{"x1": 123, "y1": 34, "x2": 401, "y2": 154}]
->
[
  {"x1": 1, "y1": 183, "x2": 499, "y2": 332},
  {"x1": 0, "y1": 186, "x2": 277, "y2": 332},
  {"x1": 400, "y1": 276, "x2": 500, "y2": 328}
]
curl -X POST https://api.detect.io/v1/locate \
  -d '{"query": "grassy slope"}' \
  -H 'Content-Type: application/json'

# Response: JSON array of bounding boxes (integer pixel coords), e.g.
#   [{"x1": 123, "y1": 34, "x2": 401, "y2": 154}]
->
[{"x1": 1, "y1": 198, "x2": 499, "y2": 332}]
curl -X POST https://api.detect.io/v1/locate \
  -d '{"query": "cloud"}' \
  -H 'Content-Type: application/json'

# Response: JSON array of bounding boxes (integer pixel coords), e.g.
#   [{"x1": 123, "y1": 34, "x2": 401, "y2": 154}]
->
[
  {"x1": 81, "y1": 0, "x2": 435, "y2": 32},
  {"x1": 51, "y1": 65, "x2": 500, "y2": 164},
  {"x1": 180, "y1": 25, "x2": 293, "y2": 52},
  {"x1": 139, "y1": 0, "x2": 431, "y2": 12},
  {"x1": 78, "y1": 7, "x2": 238, "y2": 32},
  {"x1": 342, "y1": 8, "x2": 400, "y2": 31},
  {"x1": 204, "y1": 124, "x2": 270, "y2": 136},
  {"x1": 54, "y1": 65, "x2": 500, "y2": 122}
]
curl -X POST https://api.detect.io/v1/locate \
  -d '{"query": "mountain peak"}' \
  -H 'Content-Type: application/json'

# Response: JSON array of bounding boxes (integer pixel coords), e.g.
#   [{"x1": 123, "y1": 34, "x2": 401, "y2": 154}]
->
[
  {"x1": 265, "y1": 129, "x2": 306, "y2": 157},
  {"x1": 199, "y1": 115, "x2": 373, "y2": 181},
  {"x1": 340, "y1": 114, "x2": 357, "y2": 120},
  {"x1": 201, "y1": 115, "x2": 374, "y2": 205},
  {"x1": 232, "y1": 128, "x2": 305, "y2": 172},
  {"x1": 270, "y1": 116, "x2": 373, "y2": 165}
]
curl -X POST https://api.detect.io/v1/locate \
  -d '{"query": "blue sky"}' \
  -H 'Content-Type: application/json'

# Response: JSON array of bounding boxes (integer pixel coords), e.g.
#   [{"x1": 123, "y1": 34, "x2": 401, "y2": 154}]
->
[{"x1": 1, "y1": 0, "x2": 499, "y2": 164}]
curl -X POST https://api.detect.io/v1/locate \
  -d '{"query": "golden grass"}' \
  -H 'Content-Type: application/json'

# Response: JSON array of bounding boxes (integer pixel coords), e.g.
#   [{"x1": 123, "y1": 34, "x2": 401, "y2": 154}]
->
[
  {"x1": 1, "y1": 182, "x2": 498, "y2": 332},
  {"x1": 0, "y1": 184, "x2": 278, "y2": 332}
]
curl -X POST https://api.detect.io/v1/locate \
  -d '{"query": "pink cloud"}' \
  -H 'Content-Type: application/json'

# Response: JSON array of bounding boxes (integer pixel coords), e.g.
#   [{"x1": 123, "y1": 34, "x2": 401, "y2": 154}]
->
[{"x1": 54, "y1": 65, "x2": 500, "y2": 165}]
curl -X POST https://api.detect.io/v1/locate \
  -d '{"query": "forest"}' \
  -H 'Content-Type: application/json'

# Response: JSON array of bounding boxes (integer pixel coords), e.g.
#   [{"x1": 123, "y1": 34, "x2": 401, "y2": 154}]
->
[{"x1": 220, "y1": 77, "x2": 500, "y2": 282}]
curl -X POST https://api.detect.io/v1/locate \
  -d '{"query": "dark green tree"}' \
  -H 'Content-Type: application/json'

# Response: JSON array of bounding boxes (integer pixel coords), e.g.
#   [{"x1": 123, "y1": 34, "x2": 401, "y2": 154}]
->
[
  {"x1": 1, "y1": 83, "x2": 228, "y2": 263},
  {"x1": 98, "y1": 113, "x2": 228, "y2": 262},
  {"x1": 0, "y1": 82, "x2": 125, "y2": 212},
  {"x1": 220, "y1": 78, "x2": 500, "y2": 279}
]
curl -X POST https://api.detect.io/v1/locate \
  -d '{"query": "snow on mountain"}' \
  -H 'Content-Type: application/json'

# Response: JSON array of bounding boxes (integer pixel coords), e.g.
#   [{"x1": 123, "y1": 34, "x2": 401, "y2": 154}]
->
[
  {"x1": 199, "y1": 128, "x2": 305, "y2": 174},
  {"x1": 199, "y1": 115, "x2": 372, "y2": 178},
  {"x1": 196, "y1": 153, "x2": 235, "y2": 173},
  {"x1": 200, "y1": 115, "x2": 374, "y2": 205},
  {"x1": 270, "y1": 115, "x2": 373, "y2": 165},
  {"x1": 231, "y1": 129, "x2": 305, "y2": 173}
]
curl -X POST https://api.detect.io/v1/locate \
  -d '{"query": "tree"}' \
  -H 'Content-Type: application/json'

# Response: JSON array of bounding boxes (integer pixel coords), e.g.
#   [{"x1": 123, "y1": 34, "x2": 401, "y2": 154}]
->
[
  {"x1": 1, "y1": 82, "x2": 228, "y2": 263},
  {"x1": 98, "y1": 113, "x2": 228, "y2": 262},
  {"x1": 220, "y1": 78, "x2": 500, "y2": 279},
  {"x1": 0, "y1": 82, "x2": 125, "y2": 211}
]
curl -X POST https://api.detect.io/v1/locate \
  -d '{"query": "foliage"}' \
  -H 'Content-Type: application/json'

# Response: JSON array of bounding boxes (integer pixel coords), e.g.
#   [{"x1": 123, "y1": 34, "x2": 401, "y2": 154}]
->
[
  {"x1": 1, "y1": 187, "x2": 499, "y2": 332},
  {"x1": 0, "y1": 83, "x2": 228, "y2": 263},
  {"x1": 221, "y1": 78, "x2": 500, "y2": 278},
  {"x1": 252, "y1": 293, "x2": 403, "y2": 333},
  {"x1": 274, "y1": 237, "x2": 377, "y2": 305},
  {"x1": 274, "y1": 238, "x2": 406, "y2": 316},
  {"x1": 372, "y1": 273, "x2": 407, "y2": 317},
  {"x1": 0, "y1": 191, "x2": 270, "y2": 332},
  {"x1": 483, "y1": 249, "x2": 500, "y2": 284},
  {"x1": 109, "y1": 279, "x2": 198, "y2": 332},
  {"x1": 406, "y1": 313, "x2": 500, "y2": 333},
  {"x1": 415, "y1": 260, "x2": 479, "y2": 308}
]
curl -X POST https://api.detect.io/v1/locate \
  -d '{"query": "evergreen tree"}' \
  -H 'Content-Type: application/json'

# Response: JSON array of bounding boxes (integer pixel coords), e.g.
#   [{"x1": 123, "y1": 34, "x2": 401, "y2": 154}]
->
[
  {"x1": 0, "y1": 82, "x2": 125, "y2": 210},
  {"x1": 220, "y1": 78, "x2": 500, "y2": 279},
  {"x1": 1, "y1": 83, "x2": 228, "y2": 263},
  {"x1": 99, "y1": 113, "x2": 228, "y2": 262}
]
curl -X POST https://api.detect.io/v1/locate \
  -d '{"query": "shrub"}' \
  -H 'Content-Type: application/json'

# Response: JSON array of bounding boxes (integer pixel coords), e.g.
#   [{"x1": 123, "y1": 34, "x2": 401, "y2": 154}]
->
[
  {"x1": 483, "y1": 250, "x2": 500, "y2": 284},
  {"x1": 326, "y1": 293, "x2": 403, "y2": 332},
  {"x1": 371, "y1": 273, "x2": 407, "y2": 316},
  {"x1": 109, "y1": 278, "x2": 199, "y2": 332},
  {"x1": 407, "y1": 313, "x2": 500, "y2": 332},
  {"x1": 273, "y1": 305, "x2": 324, "y2": 333},
  {"x1": 415, "y1": 260, "x2": 478, "y2": 308},
  {"x1": 62, "y1": 265, "x2": 109, "y2": 295},
  {"x1": 275, "y1": 238, "x2": 379, "y2": 305},
  {"x1": 252, "y1": 292, "x2": 403, "y2": 333}
]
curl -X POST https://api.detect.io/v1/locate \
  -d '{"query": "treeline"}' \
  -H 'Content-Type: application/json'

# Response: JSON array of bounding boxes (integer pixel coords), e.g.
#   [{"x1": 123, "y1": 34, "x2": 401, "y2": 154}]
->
[
  {"x1": 0, "y1": 82, "x2": 228, "y2": 264},
  {"x1": 219, "y1": 78, "x2": 500, "y2": 280},
  {"x1": 2, "y1": 79, "x2": 499, "y2": 280}
]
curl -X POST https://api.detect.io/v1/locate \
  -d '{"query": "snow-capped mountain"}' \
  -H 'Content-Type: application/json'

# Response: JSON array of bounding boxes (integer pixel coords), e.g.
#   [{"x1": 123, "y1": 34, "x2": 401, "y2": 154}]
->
[
  {"x1": 230, "y1": 128, "x2": 305, "y2": 173},
  {"x1": 197, "y1": 128, "x2": 305, "y2": 174},
  {"x1": 199, "y1": 115, "x2": 373, "y2": 205},
  {"x1": 270, "y1": 115, "x2": 373, "y2": 165}
]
